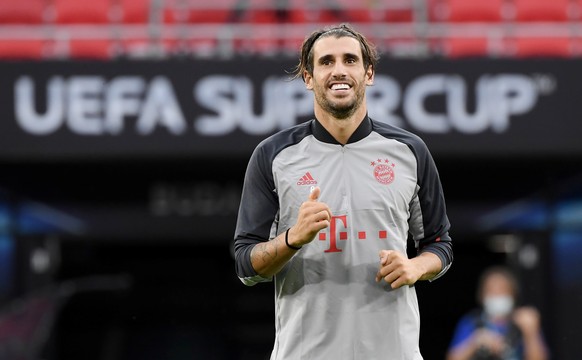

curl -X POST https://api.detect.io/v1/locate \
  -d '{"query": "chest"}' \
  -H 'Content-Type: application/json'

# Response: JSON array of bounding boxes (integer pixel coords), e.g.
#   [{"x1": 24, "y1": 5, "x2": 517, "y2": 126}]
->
[{"x1": 273, "y1": 136, "x2": 419, "y2": 215}]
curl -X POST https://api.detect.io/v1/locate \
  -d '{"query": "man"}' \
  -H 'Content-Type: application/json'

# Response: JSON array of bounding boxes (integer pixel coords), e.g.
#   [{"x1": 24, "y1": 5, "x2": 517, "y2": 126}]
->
[
  {"x1": 233, "y1": 23, "x2": 453, "y2": 359},
  {"x1": 446, "y1": 266, "x2": 548, "y2": 360}
]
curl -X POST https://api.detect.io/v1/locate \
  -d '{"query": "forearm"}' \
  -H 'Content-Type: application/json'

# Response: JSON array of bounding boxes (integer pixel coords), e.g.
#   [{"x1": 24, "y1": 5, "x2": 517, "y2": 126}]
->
[
  {"x1": 412, "y1": 251, "x2": 443, "y2": 281},
  {"x1": 250, "y1": 229, "x2": 299, "y2": 278},
  {"x1": 523, "y1": 331, "x2": 548, "y2": 360}
]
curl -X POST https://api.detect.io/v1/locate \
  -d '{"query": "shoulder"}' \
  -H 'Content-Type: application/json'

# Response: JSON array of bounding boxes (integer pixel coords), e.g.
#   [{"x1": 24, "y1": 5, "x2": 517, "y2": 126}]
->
[
  {"x1": 252, "y1": 120, "x2": 313, "y2": 161},
  {"x1": 369, "y1": 118, "x2": 429, "y2": 156}
]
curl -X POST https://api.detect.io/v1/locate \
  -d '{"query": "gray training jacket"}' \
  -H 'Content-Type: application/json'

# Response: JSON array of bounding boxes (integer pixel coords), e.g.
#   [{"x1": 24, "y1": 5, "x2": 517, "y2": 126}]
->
[{"x1": 234, "y1": 116, "x2": 453, "y2": 360}]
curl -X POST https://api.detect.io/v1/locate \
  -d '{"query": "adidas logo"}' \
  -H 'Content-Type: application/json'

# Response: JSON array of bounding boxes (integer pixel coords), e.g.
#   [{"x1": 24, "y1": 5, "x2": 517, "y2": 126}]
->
[{"x1": 297, "y1": 172, "x2": 318, "y2": 186}]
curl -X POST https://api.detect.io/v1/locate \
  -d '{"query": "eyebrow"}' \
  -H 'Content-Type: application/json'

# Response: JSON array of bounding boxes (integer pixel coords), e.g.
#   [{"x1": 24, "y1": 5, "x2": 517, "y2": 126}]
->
[{"x1": 317, "y1": 52, "x2": 360, "y2": 64}]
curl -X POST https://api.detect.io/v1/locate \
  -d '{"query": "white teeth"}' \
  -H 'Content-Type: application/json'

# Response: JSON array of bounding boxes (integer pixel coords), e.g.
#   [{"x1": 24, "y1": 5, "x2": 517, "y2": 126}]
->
[{"x1": 331, "y1": 83, "x2": 350, "y2": 90}]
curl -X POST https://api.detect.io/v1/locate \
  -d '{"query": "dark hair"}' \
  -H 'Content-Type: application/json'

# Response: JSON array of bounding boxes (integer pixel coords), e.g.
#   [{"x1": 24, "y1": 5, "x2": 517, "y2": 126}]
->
[
  {"x1": 292, "y1": 23, "x2": 379, "y2": 81},
  {"x1": 476, "y1": 266, "x2": 520, "y2": 304}
]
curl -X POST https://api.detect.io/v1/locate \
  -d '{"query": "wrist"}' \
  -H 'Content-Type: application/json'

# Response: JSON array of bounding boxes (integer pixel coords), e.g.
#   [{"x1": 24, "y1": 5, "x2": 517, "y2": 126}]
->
[{"x1": 285, "y1": 228, "x2": 302, "y2": 250}]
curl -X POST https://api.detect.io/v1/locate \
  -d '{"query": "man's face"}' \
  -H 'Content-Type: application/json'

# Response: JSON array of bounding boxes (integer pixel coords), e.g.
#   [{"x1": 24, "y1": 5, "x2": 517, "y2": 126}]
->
[
  {"x1": 482, "y1": 273, "x2": 513, "y2": 299},
  {"x1": 304, "y1": 36, "x2": 374, "y2": 119},
  {"x1": 481, "y1": 273, "x2": 515, "y2": 318}
]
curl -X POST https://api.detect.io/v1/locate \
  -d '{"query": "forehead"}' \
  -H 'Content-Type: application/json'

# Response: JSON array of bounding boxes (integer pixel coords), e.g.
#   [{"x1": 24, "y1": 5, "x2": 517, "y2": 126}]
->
[
  {"x1": 483, "y1": 273, "x2": 513, "y2": 294},
  {"x1": 312, "y1": 36, "x2": 363, "y2": 59}
]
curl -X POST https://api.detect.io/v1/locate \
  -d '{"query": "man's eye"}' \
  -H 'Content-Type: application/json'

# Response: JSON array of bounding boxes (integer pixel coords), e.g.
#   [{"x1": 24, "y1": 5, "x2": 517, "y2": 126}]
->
[{"x1": 346, "y1": 58, "x2": 356, "y2": 64}]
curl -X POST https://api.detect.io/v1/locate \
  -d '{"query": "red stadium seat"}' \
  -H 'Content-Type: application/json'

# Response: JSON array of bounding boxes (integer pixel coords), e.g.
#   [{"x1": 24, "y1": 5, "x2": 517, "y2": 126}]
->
[
  {"x1": 0, "y1": 0, "x2": 47, "y2": 24},
  {"x1": 278, "y1": 0, "x2": 369, "y2": 24},
  {"x1": 284, "y1": 8, "x2": 307, "y2": 23},
  {"x1": 507, "y1": 37, "x2": 573, "y2": 57},
  {"x1": 120, "y1": 38, "x2": 184, "y2": 58},
  {"x1": 233, "y1": 25, "x2": 279, "y2": 56},
  {"x1": 430, "y1": 0, "x2": 506, "y2": 22},
  {"x1": 368, "y1": 0, "x2": 414, "y2": 22},
  {"x1": 119, "y1": 0, "x2": 149, "y2": 23},
  {"x1": 575, "y1": 0, "x2": 582, "y2": 21},
  {"x1": 163, "y1": 0, "x2": 233, "y2": 24},
  {"x1": 68, "y1": 39, "x2": 116, "y2": 59},
  {"x1": 383, "y1": 9, "x2": 414, "y2": 23},
  {"x1": 438, "y1": 37, "x2": 492, "y2": 58},
  {"x1": 337, "y1": 0, "x2": 373, "y2": 23},
  {"x1": 53, "y1": 0, "x2": 113, "y2": 24},
  {"x1": 512, "y1": 0, "x2": 571, "y2": 22},
  {"x1": 144, "y1": 31, "x2": 221, "y2": 58},
  {"x1": 159, "y1": 34, "x2": 220, "y2": 57},
  {"x1": 300, "y1": 9, "x2": 333, "y2": 23},
  {"x1": 283, "y1": 37, "x2": 303, "y2": 53},
  {"x1": 0, "y1": 39, "x2": 47, "y2": 59},
  {"x1": 244, "y1": 9, "x2": 278, "y2": 23},
  {"x1": 178, "y1": 8, "x2": 231, "y2": 24}
]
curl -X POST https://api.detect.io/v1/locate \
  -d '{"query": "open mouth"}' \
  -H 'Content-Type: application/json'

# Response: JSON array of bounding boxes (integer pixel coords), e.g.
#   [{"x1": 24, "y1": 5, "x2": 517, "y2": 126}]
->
[{"x1": 329, "y1": 83, "x2": 351, "y2": 91}]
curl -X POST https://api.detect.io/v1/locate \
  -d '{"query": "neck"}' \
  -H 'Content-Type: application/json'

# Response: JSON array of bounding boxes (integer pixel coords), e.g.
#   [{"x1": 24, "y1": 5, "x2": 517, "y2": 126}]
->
[{"x1": 314, "y1": 105, "x2": 368, "y2": 145}]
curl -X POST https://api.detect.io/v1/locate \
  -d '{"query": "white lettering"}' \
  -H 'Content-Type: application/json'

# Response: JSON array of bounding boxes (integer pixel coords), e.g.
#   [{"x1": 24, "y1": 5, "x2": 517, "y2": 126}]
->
[
  {"x1": 13, "y1": 72, "x2": 543, "y2": 138},
  {"x1": 279, "y1": 78, "x2": 313, "y2": 128},
  {"x1": 194, "y1": 76, "x2": 238, "y2": 135},
  {"x1": 68, "y1": 76, "x2": 105, "y2": 135},
  {"x1": 367, "y1": 75, "x2": 403, "y2": 127},
  {"x1": 15, "y1": 75, "x2": 186, "y2": 136},
  {"x1": 237, "y1": 77, "x2": 277, "y2": 135},
  {"x1": 488, "y1": 74, "x2": 537, "y2": 132},
  {"x1": 447, "y1": 75, "x2": 489, "y2": 134},
  {"x1": 404, "y1": 75, "x2": 450, "y2": 133},
  {"x1": 136, "y1": 77, "x2": 186, "y2": 135},
  {"x1": 105, "y1": 77, "x2": 145, "y2": 134},
  {"x1": 403, "y1": 74, "x2": 539, "y2": 134},
  {"x1": 15, "y1": 76, "x2": 64, "y2": 135},
  {"x1": 195, "y1": 76, "x2": 313, "y2": 136}
]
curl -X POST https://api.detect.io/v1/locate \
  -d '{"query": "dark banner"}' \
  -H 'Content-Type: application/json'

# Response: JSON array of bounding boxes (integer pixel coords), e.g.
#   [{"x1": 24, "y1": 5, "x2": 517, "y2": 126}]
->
[{"x1": 0, "y1": 58, "x2": 580, "y2": 160}]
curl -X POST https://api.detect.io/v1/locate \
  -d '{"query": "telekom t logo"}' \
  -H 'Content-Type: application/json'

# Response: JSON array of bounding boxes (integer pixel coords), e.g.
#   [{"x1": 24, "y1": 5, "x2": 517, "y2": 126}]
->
[
  {"x1": 319, "y1": 215, "x2": 347, "y2": 253},
  {"x1": 318, "y1": 214, "x2": 389, "y2": 253}
]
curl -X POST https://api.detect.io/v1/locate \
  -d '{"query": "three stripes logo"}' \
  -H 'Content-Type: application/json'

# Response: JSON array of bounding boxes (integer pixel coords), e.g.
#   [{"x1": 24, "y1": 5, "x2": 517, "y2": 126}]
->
[{"x1": 297, "y1": 172, "x2": 318, "y2": 186}]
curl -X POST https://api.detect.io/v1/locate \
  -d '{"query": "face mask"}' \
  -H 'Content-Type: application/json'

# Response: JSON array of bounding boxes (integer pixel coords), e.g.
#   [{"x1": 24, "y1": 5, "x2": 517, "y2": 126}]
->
[{"x1": 483, "y1": 295, "x2": 514, "y2": 318}]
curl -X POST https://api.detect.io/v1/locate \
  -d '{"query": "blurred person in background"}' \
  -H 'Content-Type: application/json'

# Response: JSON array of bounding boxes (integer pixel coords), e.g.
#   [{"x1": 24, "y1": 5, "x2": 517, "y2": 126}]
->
[
  {"x1": 233, "y1": 23, "x2": 453, "y2": 359},
  {"x1": 446, "y1": 266, "x2": 548, "y2": 360}
]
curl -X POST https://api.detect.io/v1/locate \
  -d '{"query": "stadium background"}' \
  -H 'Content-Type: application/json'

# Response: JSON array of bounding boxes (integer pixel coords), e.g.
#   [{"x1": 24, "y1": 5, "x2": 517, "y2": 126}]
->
[{"x1": 0, "y1": 0, "x2": 581, "y2": 359}]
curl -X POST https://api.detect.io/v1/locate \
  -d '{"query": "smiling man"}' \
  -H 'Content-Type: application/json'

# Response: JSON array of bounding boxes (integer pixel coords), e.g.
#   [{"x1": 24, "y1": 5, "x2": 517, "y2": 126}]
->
[{"x1": 233, "y1": 23, "x2": 454, "y2": 360}]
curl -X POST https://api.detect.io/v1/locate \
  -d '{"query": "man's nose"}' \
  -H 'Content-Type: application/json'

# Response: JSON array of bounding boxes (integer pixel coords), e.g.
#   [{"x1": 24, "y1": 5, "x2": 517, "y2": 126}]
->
[{"x1": 331, "y1": 61, "x2": 347, "y2": 77}]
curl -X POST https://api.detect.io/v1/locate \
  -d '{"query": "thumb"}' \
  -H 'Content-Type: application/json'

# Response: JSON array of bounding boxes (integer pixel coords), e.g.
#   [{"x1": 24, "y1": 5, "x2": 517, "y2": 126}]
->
[{"x1": 309, "y1": 186, "x2": 320, "y2": 201}]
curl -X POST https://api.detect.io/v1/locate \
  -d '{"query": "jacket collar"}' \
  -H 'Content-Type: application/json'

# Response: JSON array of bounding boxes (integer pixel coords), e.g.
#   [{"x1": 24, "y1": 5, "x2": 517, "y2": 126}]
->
[{"x1": 311, "y1": 115, "x2": 372, "y2": 145}]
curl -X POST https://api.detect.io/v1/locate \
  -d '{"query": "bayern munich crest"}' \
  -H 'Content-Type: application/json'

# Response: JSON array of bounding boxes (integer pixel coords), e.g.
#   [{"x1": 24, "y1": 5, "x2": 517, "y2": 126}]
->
[{"x1": 370, "y1": 158, "x2": 395, "y2": 185}]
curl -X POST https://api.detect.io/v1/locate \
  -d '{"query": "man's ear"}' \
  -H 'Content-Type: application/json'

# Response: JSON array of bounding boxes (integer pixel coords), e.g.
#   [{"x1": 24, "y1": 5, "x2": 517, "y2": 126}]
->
[
  {"x1": 304, "y1": 70, "x2": 314, "y2": 90},
  {"x1": 366, "y1": 65, "x2": 374, "y2": 86}
]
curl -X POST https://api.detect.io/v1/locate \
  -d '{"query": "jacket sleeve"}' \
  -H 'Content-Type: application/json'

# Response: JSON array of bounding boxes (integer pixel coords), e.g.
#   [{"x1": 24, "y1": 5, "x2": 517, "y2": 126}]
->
[
  {"x1": 407, "y1": 139, "x2": 453, "y2": 281},
  {"x1": 233, "y1": 143, "x2": 280, "y2": 286}
]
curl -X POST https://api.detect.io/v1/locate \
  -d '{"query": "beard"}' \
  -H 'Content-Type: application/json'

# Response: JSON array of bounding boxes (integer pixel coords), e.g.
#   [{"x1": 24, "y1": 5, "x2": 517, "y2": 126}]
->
[{"x1": 314, "y1": 81, "x2": 366, "y2": 120}]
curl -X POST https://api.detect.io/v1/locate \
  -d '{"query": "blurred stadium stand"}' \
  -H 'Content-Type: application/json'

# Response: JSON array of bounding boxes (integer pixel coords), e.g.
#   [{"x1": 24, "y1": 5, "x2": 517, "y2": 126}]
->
[{"x1": 0, "y1": 0, "x2": 582, "y2": 59}]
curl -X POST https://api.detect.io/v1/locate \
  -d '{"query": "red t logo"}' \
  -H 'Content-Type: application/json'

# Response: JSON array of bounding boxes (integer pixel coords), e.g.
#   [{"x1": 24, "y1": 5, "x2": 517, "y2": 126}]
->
[{"x1": 318, "y1": 215, "x2": 348, "y2": 253}]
